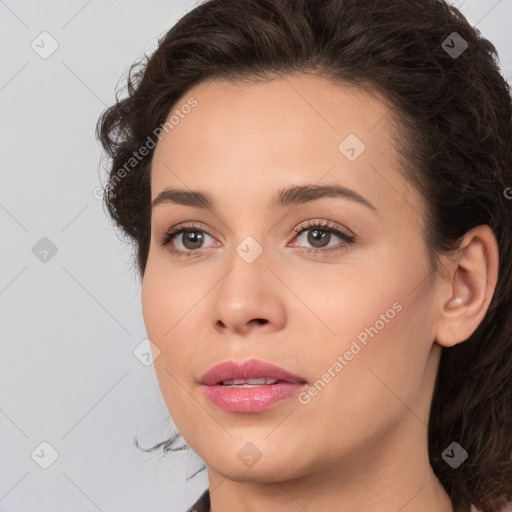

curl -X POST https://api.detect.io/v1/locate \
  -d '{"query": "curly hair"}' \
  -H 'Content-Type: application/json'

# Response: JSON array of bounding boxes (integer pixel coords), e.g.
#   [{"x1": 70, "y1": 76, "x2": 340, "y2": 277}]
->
[{"x1": 96, "y1": 1, "x2": 512, "y2": 510}]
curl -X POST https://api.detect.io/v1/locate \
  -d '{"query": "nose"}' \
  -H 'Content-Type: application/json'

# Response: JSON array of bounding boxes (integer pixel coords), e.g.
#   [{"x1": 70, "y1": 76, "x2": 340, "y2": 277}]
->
[{"x1": 210, "y1": 246, "x2": 287, "y2": 337}]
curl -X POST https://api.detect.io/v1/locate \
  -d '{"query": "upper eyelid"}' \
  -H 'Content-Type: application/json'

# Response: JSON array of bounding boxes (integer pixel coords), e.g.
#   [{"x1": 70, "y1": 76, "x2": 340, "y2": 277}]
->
[
  {"x1": 162, "y1": 219, "x2": 354, "y2": 245},
  {"x1": 292, "y1": 219, "x2": 354, "y2": 236}
]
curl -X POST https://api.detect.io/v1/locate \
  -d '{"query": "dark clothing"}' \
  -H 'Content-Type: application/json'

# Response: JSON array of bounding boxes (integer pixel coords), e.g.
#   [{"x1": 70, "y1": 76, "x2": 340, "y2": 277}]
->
[
  {"x1": 187, "y1": 489, "x2": 210, "y2": 512},
  {"x1": 186, "y1": 488, "x2": 508, "y2": 512}
]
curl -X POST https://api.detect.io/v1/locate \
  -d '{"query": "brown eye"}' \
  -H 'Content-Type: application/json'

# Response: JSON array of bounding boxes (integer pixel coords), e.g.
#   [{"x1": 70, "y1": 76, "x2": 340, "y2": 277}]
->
[
  {"x1": 305, "y1": 228, "x2": 331, "y2": 248},
  {"x1": 291, "y1": 220, "x2": 356, "y2": 256},
  {"x1": 179, "y1": 230, "x2": 205, "y2": 250},
  {"x1": 160, "y1": 223, "x2": 217, "y2": 259}
]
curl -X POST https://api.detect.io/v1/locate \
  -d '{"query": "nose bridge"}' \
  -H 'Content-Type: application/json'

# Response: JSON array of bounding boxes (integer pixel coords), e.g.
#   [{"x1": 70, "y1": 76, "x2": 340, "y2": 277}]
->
[
  {"x1": 218, "y1": 233, "x2": 270, "y2": 308},
  {"x1": 211, "y1": 232, "x2": 286, "y2": 334}
]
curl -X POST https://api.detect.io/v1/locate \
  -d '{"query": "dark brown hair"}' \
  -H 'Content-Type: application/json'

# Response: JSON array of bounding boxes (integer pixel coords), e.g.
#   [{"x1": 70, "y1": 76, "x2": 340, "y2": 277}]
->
[{"x1": 96, "y1": 1, "x2": 512, "y2": 510}]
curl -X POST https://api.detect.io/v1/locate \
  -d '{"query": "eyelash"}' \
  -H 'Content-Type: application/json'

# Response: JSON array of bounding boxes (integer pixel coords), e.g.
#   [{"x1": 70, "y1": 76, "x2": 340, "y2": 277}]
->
[{"x1": 159, "y1": 220, "x2": 356, "y2": 259}]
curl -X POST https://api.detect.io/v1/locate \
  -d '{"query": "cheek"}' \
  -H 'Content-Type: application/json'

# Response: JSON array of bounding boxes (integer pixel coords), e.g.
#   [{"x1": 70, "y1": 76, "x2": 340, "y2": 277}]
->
[
  {"x1": 141, "y1": 253, "x2": 201, "y2": 349},
  {"x1": 302, "y1": 272, "x2": 435, "y2": 449},
  {"x1": 141, "y1": 261, "x2": 195, "y2": 405},
  {"x1": 298, "y1": 242, "x2": 435, "y2": 405},
  {"x1": 291, "y1": 244, "x2": 417, "y2": 351},
  {"x1": 311, "y1": 298, "x2": 434, "y2": 461},
  {"x1": 141, "y1": 254, "x2": 223, "y2": 434}
]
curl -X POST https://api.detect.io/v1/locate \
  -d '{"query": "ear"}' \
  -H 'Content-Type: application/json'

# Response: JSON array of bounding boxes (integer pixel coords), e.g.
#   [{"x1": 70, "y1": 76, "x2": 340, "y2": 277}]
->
[{"x1": 435, "y1": 225, "x2": 499, "y2": 348}]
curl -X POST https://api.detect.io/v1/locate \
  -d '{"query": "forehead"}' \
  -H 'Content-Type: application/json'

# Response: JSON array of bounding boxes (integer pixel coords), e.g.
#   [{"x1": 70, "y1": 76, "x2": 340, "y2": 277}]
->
[
  {"x1": 153, "y1": 74, "x2": 394, "y2": 163},
  {"x1": 150, "y1": 74, "x2": 422, "y2": 222}
]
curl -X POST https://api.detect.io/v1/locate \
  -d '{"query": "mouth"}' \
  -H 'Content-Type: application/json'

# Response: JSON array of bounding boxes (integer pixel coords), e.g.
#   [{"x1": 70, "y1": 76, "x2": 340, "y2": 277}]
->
[
  {"x1": 217, "y1": 377, "x2": 288, "y2": 387},
  {"x1": 199, "y1": 359, "x2": 308, "y2": 413},
  {"x1": 200, "y1": 358, "x2": 308, "y2": 386}
]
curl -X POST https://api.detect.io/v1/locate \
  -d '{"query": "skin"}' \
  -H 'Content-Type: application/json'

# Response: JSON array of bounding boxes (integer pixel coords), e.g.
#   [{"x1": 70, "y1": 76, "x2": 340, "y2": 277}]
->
[{"x1": 141, "y1": 74, "x2": 499, "y2": 512}]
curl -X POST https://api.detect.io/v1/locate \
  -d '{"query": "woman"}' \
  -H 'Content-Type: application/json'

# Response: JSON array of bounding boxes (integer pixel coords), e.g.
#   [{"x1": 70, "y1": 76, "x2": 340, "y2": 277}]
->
[{"x1": 96, "y1": 0, "x2": 512, "y2": 511}]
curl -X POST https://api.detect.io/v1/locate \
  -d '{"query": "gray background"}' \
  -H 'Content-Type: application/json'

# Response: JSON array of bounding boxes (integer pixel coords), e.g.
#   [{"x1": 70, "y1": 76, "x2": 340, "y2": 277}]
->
[{"x1": 1, "y1": 1, "x2": 511, "y2": 511}]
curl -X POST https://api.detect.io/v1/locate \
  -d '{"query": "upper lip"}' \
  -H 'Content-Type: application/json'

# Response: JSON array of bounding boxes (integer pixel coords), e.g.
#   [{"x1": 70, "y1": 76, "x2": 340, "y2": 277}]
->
[{"x1": 200, "y1": 359, "x2": 308, "y2": 386}]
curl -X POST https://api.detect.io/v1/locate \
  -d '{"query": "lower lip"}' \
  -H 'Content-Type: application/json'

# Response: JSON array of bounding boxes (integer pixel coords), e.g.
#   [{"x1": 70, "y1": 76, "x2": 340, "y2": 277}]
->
[{"x1": 202, "y1": 382, "x2": 308, "y2": 413}]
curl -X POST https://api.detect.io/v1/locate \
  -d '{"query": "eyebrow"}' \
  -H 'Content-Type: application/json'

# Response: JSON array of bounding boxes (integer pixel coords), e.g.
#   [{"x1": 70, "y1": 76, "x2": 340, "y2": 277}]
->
[{"x1": 151, "y1": 183, "x2": 378, "y2": 214}]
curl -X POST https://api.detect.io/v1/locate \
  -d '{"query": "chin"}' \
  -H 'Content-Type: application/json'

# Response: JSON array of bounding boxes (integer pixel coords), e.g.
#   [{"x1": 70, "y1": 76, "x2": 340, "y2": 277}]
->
[
  {"x1": 199, "y1": 439, "x2": 311, "y2": 482},
  {"x1": 210, "y1": 458, "x2": 304, "y2": 483}
]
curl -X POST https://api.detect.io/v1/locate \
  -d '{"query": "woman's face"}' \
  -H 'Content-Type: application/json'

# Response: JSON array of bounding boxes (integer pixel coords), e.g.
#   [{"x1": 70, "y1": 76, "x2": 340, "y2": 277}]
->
[{"x1": 142, "y1": 74, "x2": 443, "y2": 483}]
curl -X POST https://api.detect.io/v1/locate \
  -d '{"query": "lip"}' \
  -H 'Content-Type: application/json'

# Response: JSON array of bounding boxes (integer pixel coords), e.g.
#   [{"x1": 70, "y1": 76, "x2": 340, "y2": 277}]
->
[
  {"x1": 200, "y1": 359, "x2": 307, "y2": 386},
  {"x1": 200, "y1": 359, "x2": 308, "y2": 413}
]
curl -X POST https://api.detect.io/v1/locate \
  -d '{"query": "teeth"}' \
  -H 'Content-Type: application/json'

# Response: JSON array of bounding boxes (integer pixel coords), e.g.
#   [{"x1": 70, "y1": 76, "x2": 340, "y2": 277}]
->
[
  {"x1": 246, "y1": 378, "x2": 278, "y2": 385},
  {"x1": 221, "y1": 377, "x2": 279, "y2": 386}
]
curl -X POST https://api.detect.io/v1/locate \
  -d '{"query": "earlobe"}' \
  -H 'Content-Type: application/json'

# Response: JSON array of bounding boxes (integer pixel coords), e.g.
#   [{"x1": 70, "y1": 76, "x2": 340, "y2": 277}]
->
[{"x1": 435, "y1": 225, "x2": 499, "y2": 348}]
